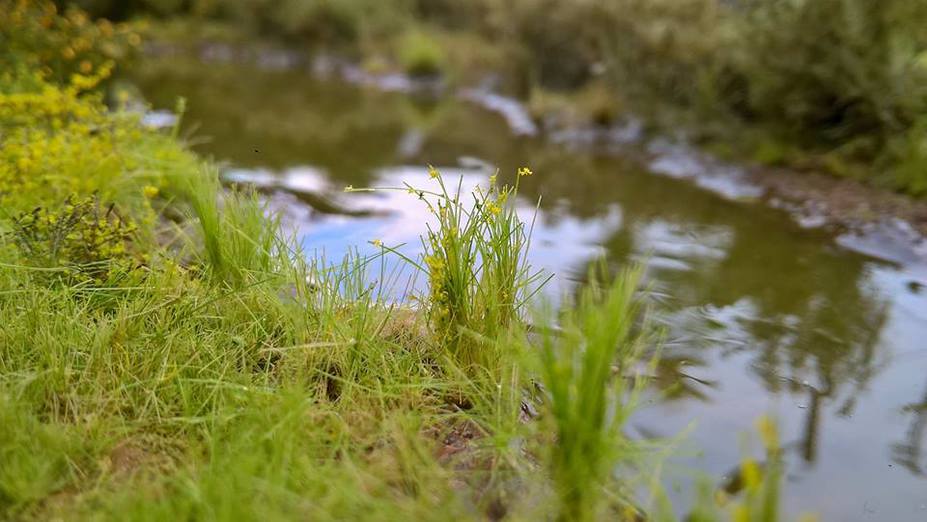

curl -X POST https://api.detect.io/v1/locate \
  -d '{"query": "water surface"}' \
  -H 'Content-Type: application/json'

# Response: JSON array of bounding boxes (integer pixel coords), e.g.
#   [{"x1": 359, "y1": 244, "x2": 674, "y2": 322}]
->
[{"x1": 135, "y1": 58, "x2": 927, "y2": 521}]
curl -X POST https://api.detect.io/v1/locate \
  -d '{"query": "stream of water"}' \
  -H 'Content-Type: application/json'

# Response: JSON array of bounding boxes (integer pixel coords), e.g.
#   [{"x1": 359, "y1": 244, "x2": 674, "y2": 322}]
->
[{"x1": 135, "y1": 57, "x2": 927, "y2": 521}]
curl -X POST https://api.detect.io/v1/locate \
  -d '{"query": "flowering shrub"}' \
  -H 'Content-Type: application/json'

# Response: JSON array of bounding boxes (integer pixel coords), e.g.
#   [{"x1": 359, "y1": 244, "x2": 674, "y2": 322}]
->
[
  {"x1": 0, "y1": 1, "x2": 199, "y2": 286},
  {"x1": 0, "y1": 73, "x2": 178, "y2": 216},
  {"x1": 8, "y1": 194, "x2": 143, "y2": 284},
  {"x1": 0, "y1": 0, "x2": 140, "y2": 92}
]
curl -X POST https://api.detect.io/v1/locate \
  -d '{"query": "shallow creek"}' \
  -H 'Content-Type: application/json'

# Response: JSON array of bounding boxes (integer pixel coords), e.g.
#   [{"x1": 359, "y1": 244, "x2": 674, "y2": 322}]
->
[{"x1": 135, "y1": 58, "x2": 927, "y2": 521}]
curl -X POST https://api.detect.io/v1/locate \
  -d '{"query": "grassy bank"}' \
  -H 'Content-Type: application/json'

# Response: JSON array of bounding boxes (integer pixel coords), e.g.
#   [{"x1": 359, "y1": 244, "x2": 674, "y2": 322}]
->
[
  {"x1": 1, "y1": 2, "x2": 797, "y2": 520},
  {"x1": 72, "y1": 0, "x2": 927, "y2": 197}
]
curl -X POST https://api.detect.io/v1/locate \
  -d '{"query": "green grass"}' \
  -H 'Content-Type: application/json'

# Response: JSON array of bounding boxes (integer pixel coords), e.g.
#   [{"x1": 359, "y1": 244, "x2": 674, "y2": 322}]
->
[
  {"x1": 534, "y1": 264, "x2": 650, "y2": 521},
  {"x1": 0, "y1": 3, "x2": 800, "y2": 520}
]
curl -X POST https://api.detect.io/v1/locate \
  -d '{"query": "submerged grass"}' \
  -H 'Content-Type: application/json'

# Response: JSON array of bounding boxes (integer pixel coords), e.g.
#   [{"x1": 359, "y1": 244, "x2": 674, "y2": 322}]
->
[{"x1": 0, "y1": 2, "x2": 803, "y2": 520}]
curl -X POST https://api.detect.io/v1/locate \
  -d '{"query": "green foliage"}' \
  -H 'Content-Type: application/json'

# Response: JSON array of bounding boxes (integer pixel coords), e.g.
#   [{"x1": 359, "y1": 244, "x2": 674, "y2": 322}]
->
[
  {"x1": 62, "y1": 0, "x2": 927, "y2": 193},
  {"x1": 882, "y1": 121, "x2": 927, "y2": 196},
  {"x1": 169, "y1": 166, "x2": 284, "y2": 287},
  {"x1": 397, "y1": 31, "x2": 446, "y2": 77},
  {"x1": 534, "y1": 264, "x2": 649, "y2": 521},
  {"x1": 596, "y1": 0, "x2": 728, "y2": 112},
  {"x1": 486, "y1": 0, "x2": 602, "y2": 91},
  {"x1": 0, "y1": 390, "x2": 82, "y2": 515},
  {"x1": 731, "y1": 0, "x2": 927, "y2": 147},
  {"x1": 0, "y1": 0, "x2": 140, "y2": 89},
  {"x1": 0, "y1": 4, "x2": 802, "y2": 520}
]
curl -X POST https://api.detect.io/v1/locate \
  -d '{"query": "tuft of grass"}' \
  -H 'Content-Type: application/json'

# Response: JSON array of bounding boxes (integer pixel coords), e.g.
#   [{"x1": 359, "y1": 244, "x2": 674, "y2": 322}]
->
[
  {"x1": 533, "y1": 263, "x2": 651, "y2": 521},
  {"x1": 346, "y1": 167, "x2": 547, "y2": 375},
  {"x1": 170, "y1": 165, "x2": 283, "y2": 287},
  {"x1": 0, "y1": 389, "x2": 86, "y2": 515},
  {"x1": 373, "y1": 166, "x2": 546, "y2": 374}
]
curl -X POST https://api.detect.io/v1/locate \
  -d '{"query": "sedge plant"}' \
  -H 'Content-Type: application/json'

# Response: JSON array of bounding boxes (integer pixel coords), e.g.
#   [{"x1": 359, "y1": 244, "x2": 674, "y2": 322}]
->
[{"x1": 344, "y1": 166, "x2": 548, "y2": 377}]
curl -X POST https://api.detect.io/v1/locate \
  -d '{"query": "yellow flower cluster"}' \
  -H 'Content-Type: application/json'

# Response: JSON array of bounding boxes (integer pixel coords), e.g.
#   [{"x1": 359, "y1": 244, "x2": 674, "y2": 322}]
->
[
  {"x1": 0, "y1": 80, "x2": 124, "y2": 205},
  {"x1": 424, "y1": 253, "x2": 450, "y2": 321},
  {"x1": 0, "y1": 74, "x2": 188, "y2": 223}
]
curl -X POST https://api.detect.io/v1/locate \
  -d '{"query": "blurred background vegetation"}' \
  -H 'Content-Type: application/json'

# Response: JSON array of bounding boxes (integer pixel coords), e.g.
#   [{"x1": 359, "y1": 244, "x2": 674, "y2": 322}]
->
[{"x1": 59, "y1": 0, "x2": 927, "y2": 196}]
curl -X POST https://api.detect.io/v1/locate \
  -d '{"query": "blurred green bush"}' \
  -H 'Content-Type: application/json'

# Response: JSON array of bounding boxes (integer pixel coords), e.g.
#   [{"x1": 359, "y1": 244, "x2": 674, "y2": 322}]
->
[{"x1": 64, "y1": 0, "x2": 927, "y2": 195}]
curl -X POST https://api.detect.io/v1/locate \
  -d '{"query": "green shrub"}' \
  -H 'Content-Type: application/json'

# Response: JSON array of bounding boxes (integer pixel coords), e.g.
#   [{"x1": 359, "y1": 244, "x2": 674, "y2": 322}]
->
[
  {"x1": 0, "y1": 0, "x2": 140, "y2": 88},
  {"x1": 731, "y1": 0, "x2": 927, "y2": 149},
  {"x1": 883, "y1": 120, "x2": 927, "y2": 196},
  {"x1": 398, "y1": 31, "x2": 446, "y2": 77}
]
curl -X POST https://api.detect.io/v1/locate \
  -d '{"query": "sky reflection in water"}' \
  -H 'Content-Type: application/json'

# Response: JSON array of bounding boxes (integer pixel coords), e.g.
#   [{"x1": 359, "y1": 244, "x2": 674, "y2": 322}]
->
[{"x1": 136, "y1": 59, "x2": 927, "y2": 521}]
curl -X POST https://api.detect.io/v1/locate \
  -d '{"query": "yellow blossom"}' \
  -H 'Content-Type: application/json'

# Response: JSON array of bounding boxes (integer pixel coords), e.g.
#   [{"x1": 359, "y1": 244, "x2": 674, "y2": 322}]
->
[
  {"x1": 755, "y1": 415, "x2": 779, "y2": 450},
  {"x1": 143, "y1": 185, "x2": 159, "y2": 198},
  {"x1": 371, "y1": 239, "x2": 383, "y2": 248},
  {"x1": 740, "y1": 458, "x2": 761, "y2": 489},
  {"x1": 517, "y1": 166, "x2": 533, "y2": 177},
  {"x1": 428, "y1": 165, "x2": 439, "y2": 179}
]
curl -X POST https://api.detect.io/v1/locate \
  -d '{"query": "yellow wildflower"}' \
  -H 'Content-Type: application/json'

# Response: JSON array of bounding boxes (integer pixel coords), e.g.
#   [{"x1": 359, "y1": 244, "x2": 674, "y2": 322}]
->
[
  {"x1": 517, "y1": 166, "x2": 533, "y2": 177},
  {"x1": 143, "y1": 185, "x2": 159, "y2": 198},
  {"x1": 740, "y1": 458, "x2": 761, "y2": 489},
  {"x1": 755, "y1": 415, "x2": 779, "y2": 450},
  {"x1": 428, "y1": 165, "x2": 439, "y2": 179},
  {"x1": 371, "y1": 239, "x2": 383, "y2": 248}
]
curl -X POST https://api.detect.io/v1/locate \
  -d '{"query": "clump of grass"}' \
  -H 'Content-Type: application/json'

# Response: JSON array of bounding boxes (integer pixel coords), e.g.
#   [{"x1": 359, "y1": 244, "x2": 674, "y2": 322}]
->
[
  {"x1": 532, "y1": 263, "x2": 651, "y2": 521},
  {"x1": 349, "y1": 166, "x2": 547, "y2": 374},
  {"x1": 0, "y1": 389, "x2": 87, "y2": 515},
  {"x1": 171, "y1": 166, "x2": 284, "y2": 288},
  {"x1": 343, "y1": 167, "x2": 541, "y2": 374}
]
